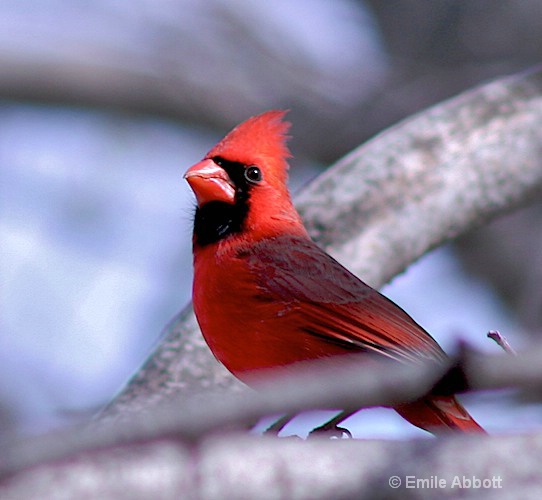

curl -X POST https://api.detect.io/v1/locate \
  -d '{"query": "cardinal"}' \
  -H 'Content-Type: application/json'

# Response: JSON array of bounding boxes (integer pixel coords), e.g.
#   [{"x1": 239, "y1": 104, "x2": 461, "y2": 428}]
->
[{"x1": 184, "y1": 110, "x2": 485, "y2": 436}]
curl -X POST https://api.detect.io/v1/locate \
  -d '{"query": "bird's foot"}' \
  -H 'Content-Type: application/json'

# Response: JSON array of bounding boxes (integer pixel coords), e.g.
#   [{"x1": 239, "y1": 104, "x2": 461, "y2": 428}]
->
[{"x1": 308, "y1": 423, "x2": 352, "y2": 439}]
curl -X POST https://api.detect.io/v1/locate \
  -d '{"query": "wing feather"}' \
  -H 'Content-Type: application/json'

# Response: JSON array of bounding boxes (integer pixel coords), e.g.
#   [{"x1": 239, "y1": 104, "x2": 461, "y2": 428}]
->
[{"x1": 241, "y1": 235, "x2": 446, "y2": 365}]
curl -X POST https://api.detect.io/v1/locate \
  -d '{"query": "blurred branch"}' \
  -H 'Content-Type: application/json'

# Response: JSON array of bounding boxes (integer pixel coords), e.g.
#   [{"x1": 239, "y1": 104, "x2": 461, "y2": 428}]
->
[
  {"x1": 0, "y1": 1, "x2": 387, "y2": 160},
  {"x1": 4, "y1": 431, "x2": 542, "y2": 499},
  {"x1": 102, "y1": 67, "x2": 542, "y2": 418},
  {"x1": 4, "y1": 343, "x2": 542, "y2": 497}
]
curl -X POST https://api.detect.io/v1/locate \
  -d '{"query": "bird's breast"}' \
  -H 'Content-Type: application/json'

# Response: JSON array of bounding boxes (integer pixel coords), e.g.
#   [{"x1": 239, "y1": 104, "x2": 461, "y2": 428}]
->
[{"x1": 192, "y1": 246, "x2": 351, "y2": 380}]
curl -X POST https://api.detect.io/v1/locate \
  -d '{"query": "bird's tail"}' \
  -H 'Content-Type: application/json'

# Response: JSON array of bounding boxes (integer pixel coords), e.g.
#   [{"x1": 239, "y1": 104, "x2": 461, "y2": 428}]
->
[{"x1": 394, "y1": 395, "x2": 486, "y2": 434}]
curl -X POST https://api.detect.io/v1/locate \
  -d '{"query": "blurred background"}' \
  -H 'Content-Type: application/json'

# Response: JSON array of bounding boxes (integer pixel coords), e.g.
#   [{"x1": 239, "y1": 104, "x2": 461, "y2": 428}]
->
[{"x1": 1, "y1": 0, "x2": 541, "y2": 438}]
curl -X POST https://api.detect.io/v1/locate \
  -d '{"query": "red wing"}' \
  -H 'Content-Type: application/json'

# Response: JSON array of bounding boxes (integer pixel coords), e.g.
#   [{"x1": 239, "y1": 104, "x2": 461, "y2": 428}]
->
[{"x1": 244, "y1": 235, "x2": 447, "y2": 365}]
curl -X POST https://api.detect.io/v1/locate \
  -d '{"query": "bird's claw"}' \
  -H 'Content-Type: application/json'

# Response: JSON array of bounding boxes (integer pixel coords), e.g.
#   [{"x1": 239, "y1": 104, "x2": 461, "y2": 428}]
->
[{"x1": 308, "y1": 424, "x2": 352, "y2": 439}]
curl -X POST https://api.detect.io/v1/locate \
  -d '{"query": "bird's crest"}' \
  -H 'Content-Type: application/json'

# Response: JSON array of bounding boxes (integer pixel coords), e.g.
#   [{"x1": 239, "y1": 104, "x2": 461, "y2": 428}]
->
[{"x1": 206, "y1": 110, "x2": 292, "y2": 177}]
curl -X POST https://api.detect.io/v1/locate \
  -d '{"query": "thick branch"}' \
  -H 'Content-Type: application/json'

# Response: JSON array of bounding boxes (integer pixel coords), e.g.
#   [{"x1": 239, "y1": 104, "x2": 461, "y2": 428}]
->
[
  {"x1": 103, "y1": 67, "x2": 542, "y2": 417},
  {"x1": 297, "y1": 66, "x2": 542, "y2": 286}
]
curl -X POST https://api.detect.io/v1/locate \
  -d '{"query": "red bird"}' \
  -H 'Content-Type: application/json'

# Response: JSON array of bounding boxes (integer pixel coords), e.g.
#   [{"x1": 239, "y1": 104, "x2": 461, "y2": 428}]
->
[{"x1": 184, "y1": 110, "x2": 485, "y2": 436}]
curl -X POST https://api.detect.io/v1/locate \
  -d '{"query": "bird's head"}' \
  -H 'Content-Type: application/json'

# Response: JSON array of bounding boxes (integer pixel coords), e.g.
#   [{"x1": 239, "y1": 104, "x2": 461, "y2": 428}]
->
[{"x1": 184, "y1": 110, "x2": 306, "y2": 247}]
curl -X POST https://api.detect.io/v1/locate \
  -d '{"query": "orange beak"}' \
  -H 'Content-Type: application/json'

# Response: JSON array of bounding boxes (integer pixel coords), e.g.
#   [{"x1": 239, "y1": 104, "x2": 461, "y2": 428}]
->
[{"x1": 184, "y1": 159, "x2": 236, "y2": 206}]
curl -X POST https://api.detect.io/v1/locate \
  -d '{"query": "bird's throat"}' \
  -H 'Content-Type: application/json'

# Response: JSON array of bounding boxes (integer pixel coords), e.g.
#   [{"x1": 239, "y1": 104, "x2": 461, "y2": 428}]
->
[{"x1": 193, "y1": 200, "x2": 248, "y2": 247}]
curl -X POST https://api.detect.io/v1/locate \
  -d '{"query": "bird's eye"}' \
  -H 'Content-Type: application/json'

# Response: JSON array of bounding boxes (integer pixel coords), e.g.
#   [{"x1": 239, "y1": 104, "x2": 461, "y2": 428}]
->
[{"x1": 244, "y1": 165, "x2": 262, "y2": 184}]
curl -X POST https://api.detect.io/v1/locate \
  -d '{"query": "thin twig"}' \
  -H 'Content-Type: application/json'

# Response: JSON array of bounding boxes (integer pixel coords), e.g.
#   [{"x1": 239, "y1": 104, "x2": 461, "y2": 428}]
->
[{"x1": 487, "y1": 330, "x2": 517, "y2": 355}]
